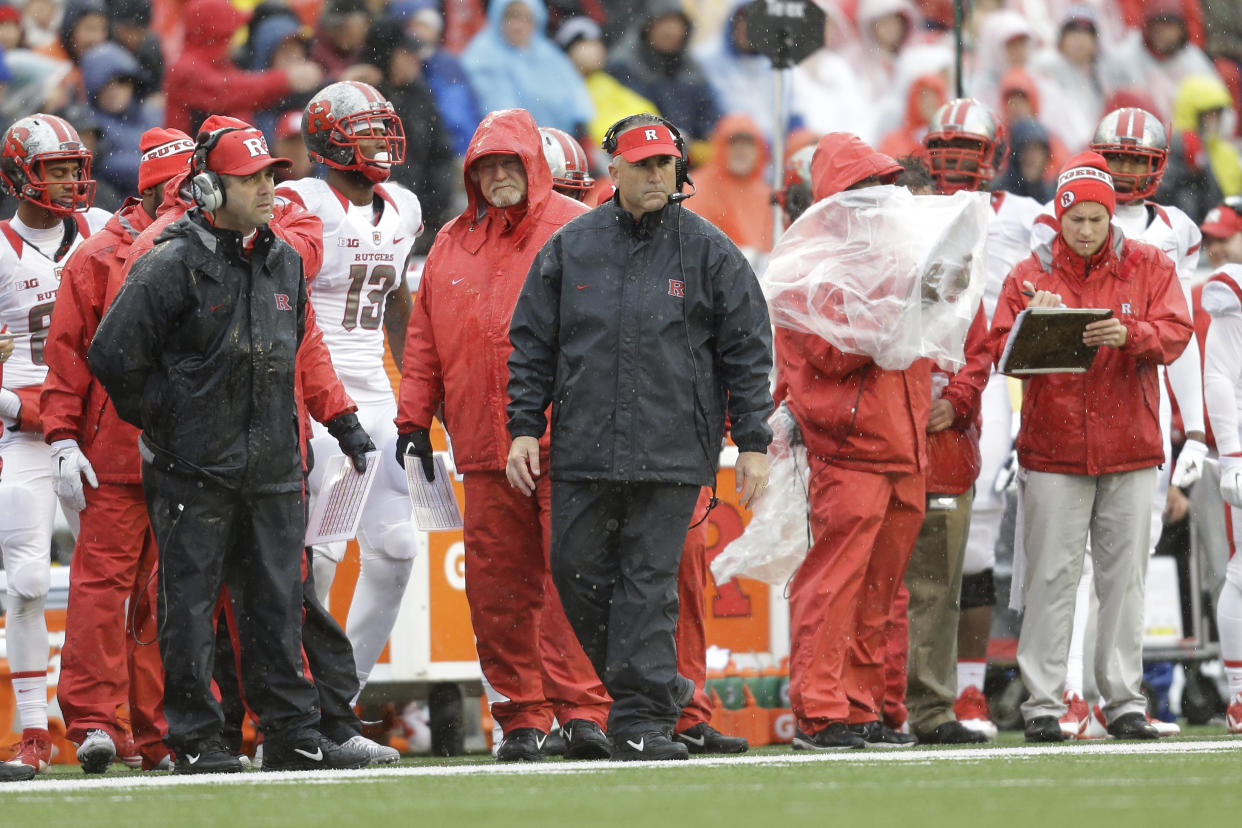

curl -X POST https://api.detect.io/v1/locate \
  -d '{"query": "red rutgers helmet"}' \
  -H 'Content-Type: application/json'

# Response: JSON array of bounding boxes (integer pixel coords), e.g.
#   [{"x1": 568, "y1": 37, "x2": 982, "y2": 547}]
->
[
  {"x1": 0, "y1": 113, "x2": 95, "y2": 214},
  {"x1": 1090, "y1": 107, "x2": 1168, "y2": 202},
  {"x1": 539, "y1": 127, "x2": 594, "y2": 200},
  {"x1": 303, "y1": 81, "x2": 406, "y2": 183},
  {"x1": 924, "y1": 98, "x2": 1004, "y2": 194}
]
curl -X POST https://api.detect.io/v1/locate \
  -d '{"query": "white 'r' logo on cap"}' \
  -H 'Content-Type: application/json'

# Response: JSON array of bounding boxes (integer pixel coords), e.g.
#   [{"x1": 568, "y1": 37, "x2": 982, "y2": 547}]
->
[
  {"x1": 242, "y1": 137, "x2": 267, "y2": 157},
  {"x1": 1060, "y1": 191, "x2": 1075, "y2": 208},
  {"x1": 644, "y1": 129, "x2": 658, "y2": 141}
]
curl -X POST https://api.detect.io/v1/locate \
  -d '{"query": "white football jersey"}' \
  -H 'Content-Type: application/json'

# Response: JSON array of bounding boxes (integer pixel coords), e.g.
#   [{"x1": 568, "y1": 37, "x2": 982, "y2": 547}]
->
[
  {"x1": 0, "y1": 209, "x2": 110, "y2": 390},
  {"x1": 984, "y1": 191, "x2": 1043, "y2": 323},
  {"x1": 1202, "y1": 265, "x2": 1242, "y2": 455},
  {"x1": 276, "y1": 178, "x2": 422, "y2": 394}
]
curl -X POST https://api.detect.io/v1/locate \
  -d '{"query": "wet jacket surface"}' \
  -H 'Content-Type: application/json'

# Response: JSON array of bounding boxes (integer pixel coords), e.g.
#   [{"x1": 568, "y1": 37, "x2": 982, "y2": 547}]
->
[{"x1": 508, "y1": 192, "x2": 774, "y2": 486}]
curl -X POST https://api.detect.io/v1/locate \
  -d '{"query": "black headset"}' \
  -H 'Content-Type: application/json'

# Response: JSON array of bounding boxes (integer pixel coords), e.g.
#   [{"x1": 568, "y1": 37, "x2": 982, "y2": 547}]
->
[
  {"x1": 601, "y1": 114, "x2": 691, "y2": 199},
  {"x1": 189, "y1": 127, "x2": 240, "y2": 212}
]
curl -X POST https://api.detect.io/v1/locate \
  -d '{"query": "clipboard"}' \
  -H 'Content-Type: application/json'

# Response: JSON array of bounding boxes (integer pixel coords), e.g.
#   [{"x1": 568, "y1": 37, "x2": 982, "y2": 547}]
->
[
  {"x1": 405, "y1": 454, "x2": 463, "y2": 531},
  {"x1": 998, "y1": 307, "x2": 1114, "y2": 375},
  {"x1": 305, "y1": 454, "x2": 379, "y2": 545}
]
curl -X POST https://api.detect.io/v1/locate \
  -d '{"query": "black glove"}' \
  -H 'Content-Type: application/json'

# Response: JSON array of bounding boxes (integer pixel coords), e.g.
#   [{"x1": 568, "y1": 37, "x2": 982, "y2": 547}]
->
[
  {"x1": 327, "y1": 413, "x2": 374, "y2": 473},
  {"x1": 395, "y1": 428, "x2": 434, "y2": 481}
]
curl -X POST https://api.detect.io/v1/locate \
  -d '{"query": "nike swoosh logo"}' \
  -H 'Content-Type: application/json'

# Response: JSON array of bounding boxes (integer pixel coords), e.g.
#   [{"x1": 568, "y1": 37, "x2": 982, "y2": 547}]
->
[
  {"x1": 535, "y1": 734, "x2": 547, "y2": 750},
  {"x1": 393, "y1": 236, "x2": 406, "y2": 244},
  {"x1": 17, "y1": 688, "x2": 35, "y2": 694},
  {"x1": 210, "y1": 303, "x2": 227, "y2": 312},
  {"x1": 625, "y1": 737, "x2": 644, "y2": 752},
  {"x1": 452, "y1": 278, "x2": 465, "y2": 285},
  {"x1": 564, "y1": 728, "x2": 573, "y2": 742},
  {"x1": 293, "y1": 746, "x2": 324, "y2": 761},
  {"x1": 679, "y1": 733, "x2": 706, "y2": 747},
  {"x1": 186, "y1": 753, "x2": 201, "y2": 765},
  {"x1": 576, "y1": 284, "x2": 592, "y2": 290}
]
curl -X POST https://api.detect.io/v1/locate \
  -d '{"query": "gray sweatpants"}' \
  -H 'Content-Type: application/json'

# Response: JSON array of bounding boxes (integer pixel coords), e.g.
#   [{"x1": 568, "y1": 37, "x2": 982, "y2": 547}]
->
[{"x1": 1017, "y1": 467, "x2": 1155, "y2": 723}]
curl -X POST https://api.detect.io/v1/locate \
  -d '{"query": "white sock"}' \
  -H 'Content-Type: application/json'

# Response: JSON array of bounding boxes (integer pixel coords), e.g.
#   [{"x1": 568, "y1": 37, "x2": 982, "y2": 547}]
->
[
  {"x1": 1218, "y1": 579, "x2": 1242, "y2": 699},
  {"x1": 1065, "y1": 565, "x2": 1093, "y2": 698},
  {"x1": 346, "y1": 551, "x2": 414, "y2": 684},
  {"x1": 957, "y1": 660, "x2": 986, "y2": 693},
  {"x1": 7, "y1": 592, "x2": 49, "y2": 731}
]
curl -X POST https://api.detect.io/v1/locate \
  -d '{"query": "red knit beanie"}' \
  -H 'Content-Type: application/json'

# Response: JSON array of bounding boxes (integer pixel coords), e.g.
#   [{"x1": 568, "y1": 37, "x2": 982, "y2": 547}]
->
[
  {"x1": 138, "y1": 127, "x2": 195, "y2": 193},
  {"x1": 1055, "y1": 151, "x2": 1116, "y2": 220}
]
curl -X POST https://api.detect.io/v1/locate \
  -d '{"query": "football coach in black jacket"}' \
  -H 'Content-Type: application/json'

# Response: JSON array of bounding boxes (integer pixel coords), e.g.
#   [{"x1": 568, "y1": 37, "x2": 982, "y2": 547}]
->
[
  {"x1": 506, "y1": 114, "x2": 774, "y2": 761},
  {"x1": 90, "y1": 123, "x2": 373, "y2": 774}
]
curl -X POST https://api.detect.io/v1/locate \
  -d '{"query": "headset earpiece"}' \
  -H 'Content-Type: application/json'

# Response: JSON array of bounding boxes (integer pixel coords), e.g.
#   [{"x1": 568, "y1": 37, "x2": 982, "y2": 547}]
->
[{"x1": 189, "y1": 127, "x2": 238, "y2": 212}]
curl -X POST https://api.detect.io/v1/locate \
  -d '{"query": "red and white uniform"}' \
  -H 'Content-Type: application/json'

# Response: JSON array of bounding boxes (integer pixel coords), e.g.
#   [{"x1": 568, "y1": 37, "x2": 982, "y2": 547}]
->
[
  {"x1": 964, "y1": 191, "x2": 1044, "y2": 578},
  {"x1": 0, "y1": 207, "x2": 108, "y2": 740},
  {"x1": 1200, "y1": 266, "x2": 1242, "y2": 718},
  {"x1": 276, "y1": 176, "x2": 422, "y2": 688}
]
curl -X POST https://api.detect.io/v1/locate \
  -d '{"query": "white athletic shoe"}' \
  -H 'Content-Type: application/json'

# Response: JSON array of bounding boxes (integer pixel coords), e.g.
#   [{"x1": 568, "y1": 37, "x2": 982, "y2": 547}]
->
[
  {"x1": 1059, "y1": 692, "x2": 1089, "y2": 738},
  {"x1": 952, "y1": 687, "x2": 998, "y2": 741},
  {"x1": 1079, "y1": 704, "x2": 1109, "y2": 740},
  {"x1": 342, "y1": 734, "x2": 400, "y2": 764},
  {"x1": 1227, "y1": 694, "x2": 1242, "y2": 734},
  {"x1": 1146, "y1": 714, "x2": 1180, "y2": 737},
  {"x1": 76, "y1": 729, "x2": 116, "y2": 774}
]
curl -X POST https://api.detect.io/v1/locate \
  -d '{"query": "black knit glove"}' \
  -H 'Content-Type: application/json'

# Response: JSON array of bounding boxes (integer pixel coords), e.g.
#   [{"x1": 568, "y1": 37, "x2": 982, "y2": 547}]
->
[
  {"x1": 327, "y1": 413, "x2": 374, "y2": 473},
  {"x1": 395, "y1": 428, "x2": 434, "y2": 481}
]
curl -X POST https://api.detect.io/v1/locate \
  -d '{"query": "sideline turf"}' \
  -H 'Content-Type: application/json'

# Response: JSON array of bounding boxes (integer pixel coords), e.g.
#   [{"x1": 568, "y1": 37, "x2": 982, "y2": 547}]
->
[{"x1": 4, "y1": 733, "x2": 1240, "y2": 827}]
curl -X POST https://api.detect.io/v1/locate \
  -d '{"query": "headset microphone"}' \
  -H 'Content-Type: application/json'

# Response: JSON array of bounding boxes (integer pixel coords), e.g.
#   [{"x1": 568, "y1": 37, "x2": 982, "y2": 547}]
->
[{"x1": 668, "y1": 177, "x2": 696, "y2": 203}]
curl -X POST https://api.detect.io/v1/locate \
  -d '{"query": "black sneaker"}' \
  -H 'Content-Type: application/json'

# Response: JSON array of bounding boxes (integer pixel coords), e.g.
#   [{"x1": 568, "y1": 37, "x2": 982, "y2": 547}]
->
[
  {"x1": 848, "y1": 721, "x2": 917, "y2": 748},
  {"x1": 791, "y1": 723, "x2": 865, "y2": 751},
  {"x1": 611, "y1": 730, "x2": 689, "y2": 761},
  {"x1": 674, "y1": 723, "x2": 749, "y2": 754},
  {"x1": 673, "y1": 675, "x2": 696, "y2": 709},
  {"x1": 915, "y1": 720, "x2": 988, "y2": 745},
  {"x1": 1024, "y1": 716, "x2": 1067, "y2": 743},
  {"x1": 541, "y1": 729, "x2": 567, "y2": 756},
  {"x1": 495, "y1": 728, "x2": 548, "y2": 762},
  {"x1": 1107, "y1": 712, "x2": 1159, "y2": 740},
  {"x1": 0, "y1": 761, "x2": 36, "y2": 781},
  {"x1": 263, "y1": 730, "x2": 370, "y2": 771},
  {"x1": 563, "y1": 720, "x2": 611, "y2": 760},
  {"x1": 172, "y1": 736, "x2": 245, "y2": 775}
]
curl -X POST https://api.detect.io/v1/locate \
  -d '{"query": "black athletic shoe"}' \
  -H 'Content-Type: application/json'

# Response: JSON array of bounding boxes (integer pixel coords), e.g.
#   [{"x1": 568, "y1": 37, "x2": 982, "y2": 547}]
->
[
  {"x1": 674, "y1": 723, "x2": 749, "y2": 754},
  {"x1": 563, "y1": 720, "x2": 611, "y2": 760},
  {"x1": 495, "y1": 728, "x2": 548, "y2": 762},
  {"x1": 541, "y1": 729, "x2": 567, "y2": 757},
  {"x1": 848, "y1": 721, "x2": 917, "y2": 748},
  {"x1": 1024, "y1": 716, "x2": 1067, "y2": 743},
  {"x1": 1107, "y1": 712, "x2": 1159, "y2": 740},
  {"x1": 915, "y1": 720, "x2": 989, "y2": 745},
  {"x1": 611, "y1": 731, "x2": 689, "y2": 761},
  {"x1": 1, "y1": 761, "x2": 37, "y2": 781},
  {"x1": 673, "y1": 674, "x2": 696, "y2": 709},
  {"x1": 791, "y1": 723, "x2": 866, "y2": 751},
  {"x1": 172, "y1": 736, "x2": 245, "y2": 775},
  {"x1": 263, "y1": 730, "x2": 370, "y2": 771}
]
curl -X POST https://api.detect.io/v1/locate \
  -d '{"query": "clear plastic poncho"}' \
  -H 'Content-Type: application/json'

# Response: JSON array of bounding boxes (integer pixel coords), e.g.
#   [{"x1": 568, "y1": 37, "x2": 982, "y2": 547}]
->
[{"x1": 761, "y1": 186, "x2": 991, "y2": 371}]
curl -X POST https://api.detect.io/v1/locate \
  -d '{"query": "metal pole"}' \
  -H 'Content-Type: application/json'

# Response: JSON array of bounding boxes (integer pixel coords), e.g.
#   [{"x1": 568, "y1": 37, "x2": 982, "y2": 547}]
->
[
  {"x1": 954, "y1": 0, "x2": 965, "y2": 98},
  {"x1": 772, "y1": 66, "x2": 787, "y2": 244}
]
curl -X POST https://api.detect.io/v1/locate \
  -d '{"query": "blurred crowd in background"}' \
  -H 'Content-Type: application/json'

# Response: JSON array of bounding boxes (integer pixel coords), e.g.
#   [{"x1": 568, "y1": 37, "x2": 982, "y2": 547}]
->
[{"x1": 0, "y1": 0, "x2": 1239, "y2": 252}]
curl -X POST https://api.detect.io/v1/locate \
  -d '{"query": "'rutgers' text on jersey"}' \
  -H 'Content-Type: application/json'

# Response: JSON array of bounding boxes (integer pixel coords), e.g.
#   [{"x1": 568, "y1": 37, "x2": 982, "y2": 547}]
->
[
  {"x1": 0, "y1": 210, "x2": 110, "y2": 391},
  {"x1": 276, "y1": 179, "x2": 421, "y2": 394}
]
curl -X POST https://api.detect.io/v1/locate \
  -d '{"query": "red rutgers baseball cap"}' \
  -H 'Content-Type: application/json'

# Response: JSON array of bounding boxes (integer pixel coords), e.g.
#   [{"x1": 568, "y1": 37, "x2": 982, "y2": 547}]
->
[
  {"x1": 612, "y1": 122, "x2": 681, "y2": 162},
  {"x1": 198, "y1": 116, "x2": 292, "y2": 177},
  {"x1": 1201, "y1": 203, "x2": 1242, "y2": 239}
]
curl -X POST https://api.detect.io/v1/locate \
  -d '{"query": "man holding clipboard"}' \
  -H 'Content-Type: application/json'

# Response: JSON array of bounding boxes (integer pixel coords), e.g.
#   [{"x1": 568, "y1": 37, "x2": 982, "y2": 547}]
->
[{"x1": 989, "y1": 152, "x2": 1193, "y2": 743}]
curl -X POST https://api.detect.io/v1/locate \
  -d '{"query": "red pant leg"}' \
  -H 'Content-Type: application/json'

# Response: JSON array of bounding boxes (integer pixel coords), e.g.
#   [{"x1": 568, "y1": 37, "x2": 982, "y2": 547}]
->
[
  {"x1": 675, "y1": 488, "x2": 712, "y2": 731},
  {"x1": 536, "y1": 474, "x2": 611, "y2": 728},
  {"x1": 124, "y1": 500, "x2": 166, "y2": 764},
  {"x1": 466, "y1": 471, "x2": 600, "y2": 733},
  {"x1": 58, "y1": 483, "x2": 165, "y2": 757},
  {"x1": 842, "y1": 473, "x2": 924, "y2": 724},
  {"x1": 882, "y1": 583, "x2": 910, "y2": 729},
  {"x1": 788, "y1": 461, "x2": 922, "y2": 733}
]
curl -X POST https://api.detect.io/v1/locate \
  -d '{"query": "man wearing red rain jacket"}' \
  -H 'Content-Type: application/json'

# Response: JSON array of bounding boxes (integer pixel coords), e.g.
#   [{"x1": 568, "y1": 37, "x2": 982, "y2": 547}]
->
[
  {"x1": 395, "y1": 108, "x2": 611, "y2": 762},
  {"x1": 42, "y1": 127, "x2": 196, "y2": 773},
  {"x1": 777, "y1": 132, "x2": 929, "y2": 751}
]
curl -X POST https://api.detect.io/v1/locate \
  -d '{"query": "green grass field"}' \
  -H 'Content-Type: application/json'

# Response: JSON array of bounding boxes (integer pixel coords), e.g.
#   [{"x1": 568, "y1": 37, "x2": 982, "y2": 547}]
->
[{"x1": 5, "y1": 729, "x2": 1241, "y2": 827}]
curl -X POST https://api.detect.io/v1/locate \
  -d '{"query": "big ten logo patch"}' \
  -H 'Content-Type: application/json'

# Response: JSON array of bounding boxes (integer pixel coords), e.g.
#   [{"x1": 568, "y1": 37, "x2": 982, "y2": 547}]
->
[
  {"x1": 668, "y1": 279, "x2": 685, "y2": 298},
  {"x1": 338, "y1": 237, "x2": 360, "y2": 248}
]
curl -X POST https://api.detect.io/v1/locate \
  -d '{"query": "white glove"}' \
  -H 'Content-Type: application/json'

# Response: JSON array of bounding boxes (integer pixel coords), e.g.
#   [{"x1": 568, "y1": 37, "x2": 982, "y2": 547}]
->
[
  {"x1": 1220, "y1": 455, "x2": 1242, "y2": 509},
  {"x1": 51, "y1": 439, "x2": 98, "y2": 512},
  {"x1": 1171, "y1": 438, "x2": 1209, "y2": 488}
]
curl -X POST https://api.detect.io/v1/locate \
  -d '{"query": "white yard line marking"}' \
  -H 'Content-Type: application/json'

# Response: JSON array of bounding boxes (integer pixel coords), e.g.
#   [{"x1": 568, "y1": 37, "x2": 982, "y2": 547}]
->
[{"x1": 6, "y1": 739, "x2": 1239, "y2": 795}]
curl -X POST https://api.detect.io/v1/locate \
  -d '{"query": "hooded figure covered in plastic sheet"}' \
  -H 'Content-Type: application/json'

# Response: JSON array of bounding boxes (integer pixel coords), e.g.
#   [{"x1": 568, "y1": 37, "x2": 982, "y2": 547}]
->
[{"x1": 762, "y1": 136, "x2": 989, "y2": 373}]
